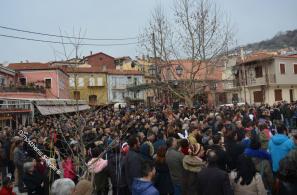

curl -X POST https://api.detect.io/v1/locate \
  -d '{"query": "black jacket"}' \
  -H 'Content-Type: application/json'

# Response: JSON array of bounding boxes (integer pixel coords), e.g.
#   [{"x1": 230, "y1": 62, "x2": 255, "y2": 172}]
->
[
  {"x1": 108, "y1": 153, "x2": 127, "y2": 188},
  {"x1": 154, "y1": 161, "x2": 174, "y2": 194},
  {"x1": 196, "y1": 166, "x2": 234, "y2": 195},
  {"x1": 224, "y1": 140, "x2": 244, "y2": 171},
  {"x1": 23, "y1": 171, "x2": 44, "y2": 195},
  {"x1": 124, "y1": 149, "x2": 142, "y2": 190}
]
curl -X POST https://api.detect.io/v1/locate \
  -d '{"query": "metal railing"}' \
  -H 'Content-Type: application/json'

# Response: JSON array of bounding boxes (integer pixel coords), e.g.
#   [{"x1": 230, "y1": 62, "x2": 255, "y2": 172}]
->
[{"x1": 0, "y1": 86, "x2": 46, "y2": 93}]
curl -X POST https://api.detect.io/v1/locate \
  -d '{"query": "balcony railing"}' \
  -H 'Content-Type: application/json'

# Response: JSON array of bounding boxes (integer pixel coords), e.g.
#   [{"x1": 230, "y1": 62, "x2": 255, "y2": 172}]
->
[{"x1": 0, "y1": 86, "x2": 46, "y2": 93}]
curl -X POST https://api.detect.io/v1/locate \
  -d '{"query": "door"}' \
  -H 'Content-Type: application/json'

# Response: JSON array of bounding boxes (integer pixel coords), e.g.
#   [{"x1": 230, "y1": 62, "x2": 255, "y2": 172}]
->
[{"x1": 290, "y1": 89, "x2": 294, "y2": 102}]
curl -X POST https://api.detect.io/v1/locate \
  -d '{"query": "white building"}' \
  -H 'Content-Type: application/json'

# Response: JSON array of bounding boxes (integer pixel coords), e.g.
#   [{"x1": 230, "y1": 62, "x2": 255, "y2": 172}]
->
[
  {"x1": 232, "y1": 53, "x2": 297, "y2": 105},
  {"x1": 107, "y1": 70, "x2": 144, "y2": 103}
]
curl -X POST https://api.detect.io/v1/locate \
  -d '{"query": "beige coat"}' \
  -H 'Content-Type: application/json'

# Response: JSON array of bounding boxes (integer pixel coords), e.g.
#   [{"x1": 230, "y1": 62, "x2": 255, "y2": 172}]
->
[{"x1": 229, "y1": 172, "x2": 266, "y2": 195}]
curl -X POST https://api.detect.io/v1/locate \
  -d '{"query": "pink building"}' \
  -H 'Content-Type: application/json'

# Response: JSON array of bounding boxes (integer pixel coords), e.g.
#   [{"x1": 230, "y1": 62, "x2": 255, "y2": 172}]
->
[{"x1": 8, "y1": 63, "x2": 69, "y2": 99}]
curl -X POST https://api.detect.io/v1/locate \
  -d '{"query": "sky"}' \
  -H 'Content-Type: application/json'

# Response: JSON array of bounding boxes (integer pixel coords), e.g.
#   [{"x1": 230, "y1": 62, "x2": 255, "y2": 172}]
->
[{"x1": 0, "y1": 0, "x2": 297, "y2": 63}]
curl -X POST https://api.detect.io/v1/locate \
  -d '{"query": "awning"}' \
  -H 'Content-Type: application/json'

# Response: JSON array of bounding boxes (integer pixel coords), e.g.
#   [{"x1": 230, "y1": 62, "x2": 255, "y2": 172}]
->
[{"x1": 36, "y1": 105, "x2": 90, "y2": 115}]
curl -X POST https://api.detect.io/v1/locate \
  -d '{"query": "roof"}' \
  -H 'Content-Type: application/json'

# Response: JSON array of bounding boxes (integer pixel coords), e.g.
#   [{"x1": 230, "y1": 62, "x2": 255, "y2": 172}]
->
[
  {"x1": 8, "y1": 63, "x2": 68, "y2": 75},
  {"x1": 236, "y1": 52, "x2": 297, "y2": 65},
  {"x1": 84, "y1": 52, "x2": 115, "y2": 60},
  {"x1": 107, "y1": 69, "x2": 143, "y2": 75},
  {"x1": 0, "y1": 65, "x2": 15, "y2": 76}
]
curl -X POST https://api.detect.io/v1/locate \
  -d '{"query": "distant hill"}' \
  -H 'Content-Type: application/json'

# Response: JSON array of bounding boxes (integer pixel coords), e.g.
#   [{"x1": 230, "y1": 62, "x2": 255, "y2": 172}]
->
[{"x1": 243, "y1": 29, "x2": 297, "y2": 52}]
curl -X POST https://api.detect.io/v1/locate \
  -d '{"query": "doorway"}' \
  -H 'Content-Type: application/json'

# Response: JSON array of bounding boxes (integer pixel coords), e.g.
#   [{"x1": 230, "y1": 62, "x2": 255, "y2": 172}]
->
[{"x1": 289, "y1": 89, "x2": 294, "y2": 102}]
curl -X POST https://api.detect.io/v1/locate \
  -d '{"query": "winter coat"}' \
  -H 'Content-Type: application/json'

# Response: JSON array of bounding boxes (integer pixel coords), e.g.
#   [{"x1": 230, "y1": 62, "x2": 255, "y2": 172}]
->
[
  {"x1": 182, "y1": 155, "x2": 205, "y2": 195},
  {"x1": 244, "y1": 148, "x2": 273, "y2": 190},
  {"x1": 23, "y1": 171, "x2": 44, "y2": 195},
  {"x1": 154, "y1": 161, "x2": 174, "y2": 195},
  {"x1": 13, "y1": 146, "x2": 25, "y2": 168},
  {"x1": 196, "y1": 166, "x2": 233, "y2": 195},
  {"x1": 268, "y1": 134, "x2": 294, "y2": 172},
  {"x1": 153, "y1": 139, "x2": 166, "y2": 152},
  {"x1": 62, "y1": 158, "x2": 76, "y2": 181},
  {"x1": 165, "y1": 147, "x2": 184, "y2": 185},
  {"x1": 108, "y1": 153, "x2": 127, "y2": 188},
  {"x1": 225, "y1": 140, "x2": 245, "y2": 170},
  {"x1": 229, "y1": 172, "x2": 266, "y2": 195},
  {"x1": 125, "y1": 149, "x2": 142, "y2": 190},
  {"x1": 132, "y1": 178, "x2": 159, "y2": 195},
  {"x1": 93, "y1": 168, "x2": 109, "y2": 193},
  {"x1": 0, "y1": 186, "x2": 16, "y2": 195}
]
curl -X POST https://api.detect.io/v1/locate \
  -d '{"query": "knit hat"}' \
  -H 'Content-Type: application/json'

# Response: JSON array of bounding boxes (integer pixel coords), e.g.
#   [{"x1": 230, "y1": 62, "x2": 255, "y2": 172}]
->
[
  {"x1": 189, "y1": 143, "x2": 202, "y2": 156},
  {"x1": 74, "y1": 179, "x2": 93, "y2": 195}
]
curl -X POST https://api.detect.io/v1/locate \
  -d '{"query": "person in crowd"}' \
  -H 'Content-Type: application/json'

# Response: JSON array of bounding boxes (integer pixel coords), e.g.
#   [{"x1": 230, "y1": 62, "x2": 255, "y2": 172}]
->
[
  {"x1": 154, "y1": 146, "x2": 174, "y2": 195},
  {"x1": 224, "y1": 127, "x2": 245, "y2": 171},
  {"x1": 258, "y1": 123, "x2": 271, "y2": 150},
  {"x1": 206, "y1": 133, "x2": 228, "y2": 171},
  {"x1": 244, "y1": 135, "x2": 273, "y2": 192},
  {"x1": 125, "y1": 135, "x2": 142, "y2": 192},
  {"x1": 62, "y1": 155, "x2": 77, "y2": 183},
  {"x1": 153, "y1": 132, "x2": 166, "y2": 152},
  {"x1": 165, "y1": 137, "x2": 184, "y2": 195},
  {"x1": 229, "y1": 154, "x2": 266, "y2": 195},
  {"x1": 0, "y1": 176, "x2": 16, "y2": 195},
  {"x1": 87, "y1": 146, "x2": 109, "y2": 195},
  {"x1": 277, "y1": 134, "x2": 297, "y2": 195},
  {"x1": 108, "y1": 145, "x2": 129, "y2": 195},
  {"x1": 51, "y1": 178, "x2": 75, "y2": 195},
  {"x1": 132, "y1": 160, "x2": 159, "y2": 195},
  {"x1": 73, "y1": 179, "x2": 93, "y2": 195},
  {"x1": 268, "y1": 124, "x2": 294, "y2": 173},
  {"x1": 187, "y1": 124, "x2": 199, "y2": 144},
  {"x1": 13, "y1": 139, "x2": 26, "y2": 193},
  {"x1": 196, "y1": 150, "x2": 233, "y2": 195},
  {"x1": 182, "y1": 143, "x2": 205, "y2": 195},
  {"x1": 23, "y1": 161, "x2": 44, "y2": 195}
]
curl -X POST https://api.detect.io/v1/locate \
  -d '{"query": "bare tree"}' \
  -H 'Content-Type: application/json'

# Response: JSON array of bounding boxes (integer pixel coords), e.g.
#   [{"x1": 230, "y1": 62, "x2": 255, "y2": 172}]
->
[{"x1": 139, "y1": 0, "x2": 233, "y2": 106}]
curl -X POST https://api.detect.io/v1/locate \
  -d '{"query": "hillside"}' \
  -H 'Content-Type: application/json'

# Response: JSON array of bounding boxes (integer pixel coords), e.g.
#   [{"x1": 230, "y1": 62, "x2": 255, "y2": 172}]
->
[{"x1": 243, "y1": 29, "x2": 297, "y2": 52}]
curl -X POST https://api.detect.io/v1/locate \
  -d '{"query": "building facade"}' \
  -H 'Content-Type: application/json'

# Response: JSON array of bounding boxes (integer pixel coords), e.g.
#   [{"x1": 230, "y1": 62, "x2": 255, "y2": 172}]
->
[
  {"x1": 107, "y1": 70, "x2": 144, "y2": 103},
  {"x1": 8, "y1": 63, "x2": 69, "y2": 99},
  {"x1": 234, "y1": 54, "x2": 297, "y2": 105},
  {"x1": 67, "y1": 70, "x2": 108, "y2": 105}
]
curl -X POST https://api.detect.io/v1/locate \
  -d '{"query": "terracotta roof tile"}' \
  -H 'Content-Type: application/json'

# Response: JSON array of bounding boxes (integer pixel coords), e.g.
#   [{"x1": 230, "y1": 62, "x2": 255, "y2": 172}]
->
[{"x1": 8, "y1": 63, "x2": 68, "y2": 75}]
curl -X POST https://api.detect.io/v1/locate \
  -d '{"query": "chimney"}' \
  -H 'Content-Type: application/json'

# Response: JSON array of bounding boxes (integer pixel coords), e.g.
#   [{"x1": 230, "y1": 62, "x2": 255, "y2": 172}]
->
[
  {"x1": 240, "y1": 47, "x2": 245, "y2": 62},
  {"x1": 90, "y1": 51, "x2": 93, "y2": 55}
]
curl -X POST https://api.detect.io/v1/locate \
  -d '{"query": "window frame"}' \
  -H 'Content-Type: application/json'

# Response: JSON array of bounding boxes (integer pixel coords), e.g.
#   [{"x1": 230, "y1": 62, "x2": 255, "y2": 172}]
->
[
  {"x1": 279, "y1": 63, "x2": 286, "y2": 74},
  {"x1": 294, "y1": 64, "x2": 297, "y2": 74},
  {"x1": 254, "y1": 66, "x2": 263, "y2": 78},
  {"x1": 274, "y1": 89, "x2": 282, "y2": 101},
  {"x1": 44, "y1": 78, "x2": 52, "y2": 89}
]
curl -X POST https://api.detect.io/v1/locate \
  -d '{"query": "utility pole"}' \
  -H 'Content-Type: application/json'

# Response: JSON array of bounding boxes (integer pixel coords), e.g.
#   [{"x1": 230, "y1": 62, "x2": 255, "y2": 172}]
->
[
  {"x1": 240, "y1": 47, "x2": 247, "y2": 103},
  {"x1": 152, "y1": 32, "x2": 159, "y2": 103}
]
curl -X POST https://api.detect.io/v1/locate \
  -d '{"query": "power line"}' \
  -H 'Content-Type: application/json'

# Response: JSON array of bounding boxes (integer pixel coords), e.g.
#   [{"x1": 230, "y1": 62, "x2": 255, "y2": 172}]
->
[
  {"x1": 0, "y1": 34, "x2": 141, "y2": 46},
  {"x1": 0, "y1": 25, "x2": 138, "y2": 41}
]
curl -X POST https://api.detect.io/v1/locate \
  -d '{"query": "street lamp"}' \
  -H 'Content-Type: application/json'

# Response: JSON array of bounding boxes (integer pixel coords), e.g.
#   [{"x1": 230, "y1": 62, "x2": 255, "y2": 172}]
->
[{"x1": 175, "y1": 65, "x2": 183, "y2": 77}]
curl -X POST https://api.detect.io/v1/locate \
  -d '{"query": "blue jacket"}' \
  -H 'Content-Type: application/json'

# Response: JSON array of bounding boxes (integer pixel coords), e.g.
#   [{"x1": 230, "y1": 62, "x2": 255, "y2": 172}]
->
[
  {"x1": 132, "y1": 178, "x2": 159, "y2": 195},
  {"x1": 268, "y1": 134, "x2": 294, "y2": 172},
  {"x1": 244, "y1": 148, "x2": 271, "y2": 161}
]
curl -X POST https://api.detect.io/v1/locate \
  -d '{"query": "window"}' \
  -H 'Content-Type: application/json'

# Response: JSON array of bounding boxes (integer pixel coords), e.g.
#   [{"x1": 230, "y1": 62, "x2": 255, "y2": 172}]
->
[
  {"x1": 280, "y1": 63, "x2": 286, "y2": 74},
  {"x1": 73, "y1": 91, "x2": 80, "y2": 100},
  {"x1": 89, "y1": 77, "x2": 95, "y2": 86},
  {"x1": 45, "y1": 78, "x2": 51, "y2": 89},
  {"x1": 97, "y1": 78, "x2": 103, "y2": 86},
  {"x1": 19, "y1": 77, "x2": 26, "y2": 86},
  {"x1": 294, "y1": 64, "x2": 297, "y2": 74},
  {"x1": 69, "y1": 78, "x2": 75, "y2": 87},
  {"x1": 78, "y1": 78, "x2": 84, "y2": 87},
  {"x1": 274, "y1": 89, "x2": 282, "y2": 101},
  {"x1": 253, "y1": 91, "x2": 263, "y2": 103},
  {"x1": 89, "y1": 95, "x2": 97, "y2": 105},
  {"x1": 255, "y1": 66, "x2": 263, "y2": 78}
]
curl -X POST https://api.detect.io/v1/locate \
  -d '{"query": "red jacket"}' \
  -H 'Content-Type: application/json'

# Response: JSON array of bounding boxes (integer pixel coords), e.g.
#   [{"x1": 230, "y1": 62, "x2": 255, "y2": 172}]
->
[
  {"x1": 62, "y1": 158, "x2": 76, "y2": 180},
  {"x1": 0, "y1": 186, "x2": 16, "y2": 195}
]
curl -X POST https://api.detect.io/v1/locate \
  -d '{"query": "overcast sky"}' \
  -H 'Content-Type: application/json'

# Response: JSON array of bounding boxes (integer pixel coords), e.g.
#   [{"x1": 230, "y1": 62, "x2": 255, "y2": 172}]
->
[{"x1": 1, "y1": 0, "x2": 297, "y2": 63}]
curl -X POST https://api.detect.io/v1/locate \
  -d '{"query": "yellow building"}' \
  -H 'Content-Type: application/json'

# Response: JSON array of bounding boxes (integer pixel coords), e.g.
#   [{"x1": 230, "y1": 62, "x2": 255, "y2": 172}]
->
[{"x1": 67, "y1": 67, "x2": 108, "y2": 105}]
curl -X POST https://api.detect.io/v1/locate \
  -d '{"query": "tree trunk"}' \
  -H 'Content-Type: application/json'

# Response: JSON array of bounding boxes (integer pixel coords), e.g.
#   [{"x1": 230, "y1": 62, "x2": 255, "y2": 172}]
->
[{"x1": 184, "y1": 96, "x2": 193, "y2": 107}]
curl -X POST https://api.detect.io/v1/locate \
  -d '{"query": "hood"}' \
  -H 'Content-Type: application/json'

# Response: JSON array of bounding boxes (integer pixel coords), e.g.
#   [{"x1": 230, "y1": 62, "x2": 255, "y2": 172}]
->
[
  {"x1": 271, "y1": 134, "x2": 289, "y2": 145},
  {"x1": 132, "y1": 179, "x2": 154, "y2": 194},
  {"x1": 183, "y1": 155, "x2": 205, "y2": 172}
]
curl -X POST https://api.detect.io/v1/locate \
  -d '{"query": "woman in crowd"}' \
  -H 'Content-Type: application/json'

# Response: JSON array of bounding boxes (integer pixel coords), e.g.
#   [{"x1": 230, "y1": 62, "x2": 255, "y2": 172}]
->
[{"x1": 229, "y1": 154, "x2": 266, "y2": 195}]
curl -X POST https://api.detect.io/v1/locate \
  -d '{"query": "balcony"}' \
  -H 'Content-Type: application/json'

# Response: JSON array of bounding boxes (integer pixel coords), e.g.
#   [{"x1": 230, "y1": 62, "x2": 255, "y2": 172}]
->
[
  {"x1": 0, "y1": 86, "x2": 46, "y2": 93},
  {"x1": 239, "y1": 74, "x2": 276, "y2": 87}
]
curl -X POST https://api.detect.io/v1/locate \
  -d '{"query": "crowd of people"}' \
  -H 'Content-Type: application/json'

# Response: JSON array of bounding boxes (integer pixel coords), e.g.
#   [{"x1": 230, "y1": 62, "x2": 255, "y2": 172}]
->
[{"x1": 0, "y1": 101, "x2": 297, "y2": 195}]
